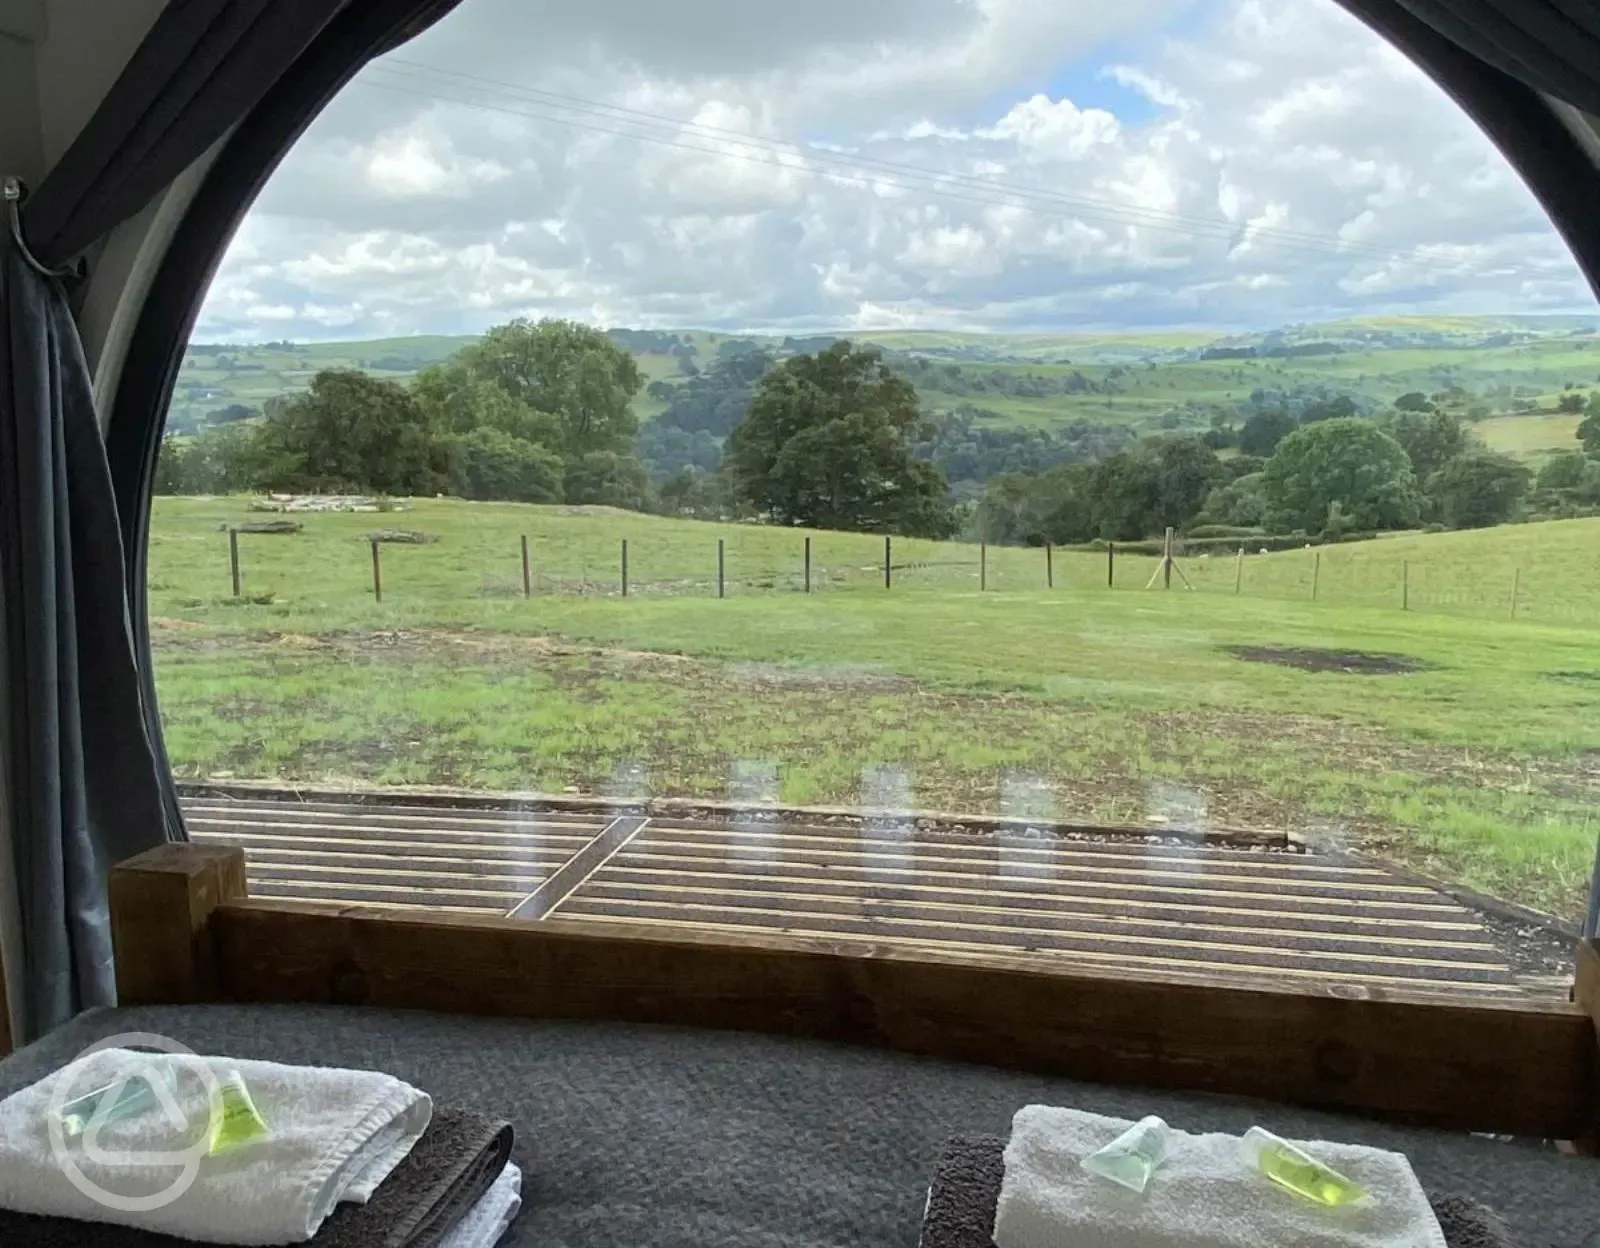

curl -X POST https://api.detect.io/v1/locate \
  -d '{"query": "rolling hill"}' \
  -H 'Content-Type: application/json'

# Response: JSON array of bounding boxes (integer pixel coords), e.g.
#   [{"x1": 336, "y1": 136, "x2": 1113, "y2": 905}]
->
[{"x1": 170, "y1": 316, "x2": 1600, "y2": 464}]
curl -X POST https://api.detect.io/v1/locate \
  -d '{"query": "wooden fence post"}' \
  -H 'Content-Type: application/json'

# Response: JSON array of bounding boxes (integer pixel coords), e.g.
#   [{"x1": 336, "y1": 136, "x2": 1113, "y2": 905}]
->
[
  {"x1": 228, "y1": 529, "x2": 241, "y2": 599},
  {"x1": 521, "y1": 535, "x2": 532, "y2": 598},
  {"x1": 1046, "y1": 543, "x2": 1054, "y2": 590},
  {"x1": 1163, "y1": 528, "x2": 1174, "y2": 590},
  {"x1": 1402, "y1": 559, "x2": 1409, "y2": 612},
  {"x1": 804, "y1": 537, "x2": 812, "y2": 594},
  {"x1": 370, "y1": 539, "x2": 383, "y2": 603},
  {"x1": 1107, "y1": 542, "x2": 1115, "y2": 589},
  {"x1": 1510, "y1": 567, "x2": 1521, "y2": 620},
  {"x1": 884, "y1": 537, "x2": 892, "y2": 590},
  {"x1": 621, "y1": 539, "x2": 629, "y2": 598},
  {"x1": 980, "y1": 542, "x2": 987, "y2": 592},
  {"x1": 1234, "y1": 546, "x2": 1244, "y2": 595},
  {"x1": 717, "y1": 539, "x2": 726, "y2": 599},
  {"x1": 110, "y1": 844, "x2": 247, "y2": 1006},
  {"x1": 1312, "y1": 550, "x2": 1321, "y2": 602}
]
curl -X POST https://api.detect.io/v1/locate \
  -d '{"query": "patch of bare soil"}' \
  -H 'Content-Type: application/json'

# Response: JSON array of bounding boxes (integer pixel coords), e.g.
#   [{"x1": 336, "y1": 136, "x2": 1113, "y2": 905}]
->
[{"x1": 1226, "y1": 646, "x2": 1432, "y2": 675}]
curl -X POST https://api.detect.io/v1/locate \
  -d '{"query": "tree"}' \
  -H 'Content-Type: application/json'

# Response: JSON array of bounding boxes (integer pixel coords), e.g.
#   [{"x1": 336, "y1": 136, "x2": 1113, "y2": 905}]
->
[
  {"x1": 1558, "y1": 391, "x2": 1588, "y2": 414},
  {"x1": 1238, "y1": 408, "x2": 1298, "y2": 457},
  {"x1": 1393, "y1": 391, "x2": 1433, "y2": 412},
  {"x1": 1579, "y1": 405, "x2": 1600, "y2": 456},
  {"x1": 1537, "y1": 450, "x2": 1600, "y2": 495},
  {"x1": 564, "y1": 451, "x2": 653, "y2": 510},
  {"x1": 1262, "y1": 419, "x2": 1420, "y2": 534},
  {"x1": 1381, "y1": 408, "x2": 1471, "y2": 481},
  {"x1": 248, "y1": 369, "x2": 447, "y2": 494},
  {"x1": 441, "y1": 318, "x2": 643, "y2": 462},
  {"x1": 1300, "y1": 395, "x2": 1358, "y2": 424},
  {"x1": 727, "y1": 342, "x2": 957, "y2": 538},
  {"x1": 1196, "y1": 472, "x2": 1267, "y2": 528},
  {"x1": 444, "y1": 428, "x2": 564, "y2": 503},
  {"x1": 1426, "y1": 451, "x2": 1529, "y2": 529},
  {"x1": 1145, "y1": 436, "x2": 1222, "y2": 531}
]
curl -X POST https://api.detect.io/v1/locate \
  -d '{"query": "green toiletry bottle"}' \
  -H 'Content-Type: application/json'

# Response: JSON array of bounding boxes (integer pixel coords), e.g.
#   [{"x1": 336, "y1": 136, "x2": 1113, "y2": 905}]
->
[{"x1": 1241, "y1": 1126, "x2": 1366, "y2": 1207}]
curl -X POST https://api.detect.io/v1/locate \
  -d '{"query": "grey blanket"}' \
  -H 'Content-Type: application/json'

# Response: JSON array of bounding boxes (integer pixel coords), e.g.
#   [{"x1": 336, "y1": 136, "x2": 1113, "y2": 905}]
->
[
  {"x1": 0, "y1": 1107, "x2": 514, "y2": 1248},
  {"x1": 918, "y1": 1136, "x2": 1519, "y2": 1248},
  {"x1": 3, "y1": 1004, "x2": 1595, "y2": 1247}
]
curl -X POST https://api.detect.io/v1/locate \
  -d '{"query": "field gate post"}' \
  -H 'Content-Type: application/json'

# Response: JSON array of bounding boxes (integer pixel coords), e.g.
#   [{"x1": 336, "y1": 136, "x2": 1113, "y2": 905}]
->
[
  {"x1": 1046, "y1": 543, "x2": 1053, "y2": 590},
  {"x1": 621, "y1": 539, "x2": 629, "y2": 598},
  {"x1": 1234, "y1": 546, "x2": 1244, "y2": 594},
  {"x1": 370, "y1": 539, "x2": 383, "y2": 603},
  {"x1": 981, "y1": 542, "x2": 987, "y2": 592},
  {"x1": 1510, "y1": 566, "x2": 1521, "y2": 620},
  {"x1": 884, "y1": 537, "x2": 892, "y2": 590},
  {"x1": 228, "y1": 529, "x2": 241, "y2": 599},
  {"x1": 1107, "y1": 542, "x2": 1115, "y2": 589},
  {"x1": 1312, "y1": 550, "x2": 1321, "y2": 602},
  {"x1": 804, "y1": 537, "x2": 812, "y2": 594},
  {"x1": 1163, "y1": 528, "x2": 1174, "y2": 589},
  {"x1": 718, "y1": 539, "x2": 726, "y2": 599},
  {"x1": 521, "y1": 535, "x2": 532, "y2": 598}
]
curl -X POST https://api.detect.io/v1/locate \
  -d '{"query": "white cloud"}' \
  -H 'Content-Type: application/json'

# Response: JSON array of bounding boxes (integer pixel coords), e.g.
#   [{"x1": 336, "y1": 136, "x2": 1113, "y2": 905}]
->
[{"x1": 194, "y1": 0, "x2": 1593, "y2": 342}]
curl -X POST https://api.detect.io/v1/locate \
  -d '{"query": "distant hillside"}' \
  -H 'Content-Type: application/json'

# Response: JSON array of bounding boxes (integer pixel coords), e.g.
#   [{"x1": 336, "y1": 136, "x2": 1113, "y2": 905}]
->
[{"x1": 171, "y1": 316, "x2": 1600, "y2": 458}]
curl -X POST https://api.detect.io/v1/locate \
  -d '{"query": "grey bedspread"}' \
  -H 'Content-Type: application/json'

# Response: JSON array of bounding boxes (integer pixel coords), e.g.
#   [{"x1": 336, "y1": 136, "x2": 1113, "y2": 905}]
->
[{"x1": 1, "y1": 1004, "x2": 1594, "y2": 1248}]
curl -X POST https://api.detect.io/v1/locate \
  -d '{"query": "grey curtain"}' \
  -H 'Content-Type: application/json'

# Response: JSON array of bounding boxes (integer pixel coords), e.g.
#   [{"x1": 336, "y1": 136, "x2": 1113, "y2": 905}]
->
[
  {"x1": 1, "y1": 0, "x2": 461, "y2": 1045},
  {"x1": 1337, "y1": 0, "x2": 1600, "y2": 117},
  {"x1": 0, "y1": 245, "x2": 171, "y2": 1043}
]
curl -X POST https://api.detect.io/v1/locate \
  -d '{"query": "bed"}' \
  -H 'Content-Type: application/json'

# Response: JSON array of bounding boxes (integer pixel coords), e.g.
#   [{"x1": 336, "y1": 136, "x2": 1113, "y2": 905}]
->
[{"x1": 0, "y1": 842, "x2": 1592, "y2": 1247}]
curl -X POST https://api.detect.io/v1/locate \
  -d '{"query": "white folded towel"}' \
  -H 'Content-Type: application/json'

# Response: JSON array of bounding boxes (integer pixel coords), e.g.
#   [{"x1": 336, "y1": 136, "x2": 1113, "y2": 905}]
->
[
  {"x1": 994, "y1": 1106, "x2": 1447, "y2": 1248},
  {"x1": 439, "y1": 1164, "x2": 523, "y2": 1248},
  {"x1": 0, "y1": 1048, "x2": 432, "y2": 1245}
]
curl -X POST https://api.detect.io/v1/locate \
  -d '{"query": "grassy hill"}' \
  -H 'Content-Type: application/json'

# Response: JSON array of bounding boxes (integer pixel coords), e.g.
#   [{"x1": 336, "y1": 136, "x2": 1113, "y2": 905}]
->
[
  {"x1": 147, "y1": 498, "x2": 1600, "y2": 915},
  {"x1": 171, "y1": 316, "x2": 1600, "y2": 454}
]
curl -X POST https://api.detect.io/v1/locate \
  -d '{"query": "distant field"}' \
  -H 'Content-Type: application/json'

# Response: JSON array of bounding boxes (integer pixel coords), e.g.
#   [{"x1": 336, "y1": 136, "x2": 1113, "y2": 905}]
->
[
  {"x1": 1477, "y1": 411, "x2": 1583, "y2": 459},
  {"x1": 148, "y1": 498, "x2": 1600, "y2": 917}
]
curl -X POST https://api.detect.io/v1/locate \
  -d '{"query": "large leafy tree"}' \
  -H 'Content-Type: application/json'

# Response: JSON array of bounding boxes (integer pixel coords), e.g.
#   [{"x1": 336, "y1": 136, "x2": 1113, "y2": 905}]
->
[
  {"x1": 1578, "y1": 401, "x2": 1600, "y2": 456},
  {"x1": 413, "y1": 318, "x2": 649, "y2": 505},
  {"x1": 1426, "y1": 450, "x2": 1529, "y2": 529},
  {"x1": 1237, "y1": 408, "x2": 1297, "y2": 457},
  {"x1": 246, "y1": 370, "x2": 447, "y2": 494},
  {"x1": 442, "y1": 318, "x2": 643, "y2": 462},
  {"x1": 1381, "y1": 408, "x2": 1471, "y2": 481},
  {"x1": 727, "y1": 342, "x2": 956, "y2": 538},
  {"x1": 1262, "y1": 418, "x2": 1420, "y2": 534}
]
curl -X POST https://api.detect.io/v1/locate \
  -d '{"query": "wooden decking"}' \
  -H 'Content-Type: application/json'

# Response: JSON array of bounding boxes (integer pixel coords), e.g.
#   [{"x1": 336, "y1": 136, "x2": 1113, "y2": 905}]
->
[{"x1": 183, "y1": 791, "x2": 1522, "y2": 997}]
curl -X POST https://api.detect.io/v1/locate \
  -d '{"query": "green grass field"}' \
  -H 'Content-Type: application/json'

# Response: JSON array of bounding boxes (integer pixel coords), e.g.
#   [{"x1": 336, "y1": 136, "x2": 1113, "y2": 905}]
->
[
  {"x1": 149, "y1": 498, "x2": 1600, "y2": 920},
  {"x1": 1477, "y1": 411, "x2": 1583, "y2": 459}
]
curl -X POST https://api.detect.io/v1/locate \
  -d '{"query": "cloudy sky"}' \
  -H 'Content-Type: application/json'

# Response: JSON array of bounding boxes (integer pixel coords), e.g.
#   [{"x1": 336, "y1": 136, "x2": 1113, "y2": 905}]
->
[{"x1": 194, "y1": 0, "x2": 1595, "y2": 342}]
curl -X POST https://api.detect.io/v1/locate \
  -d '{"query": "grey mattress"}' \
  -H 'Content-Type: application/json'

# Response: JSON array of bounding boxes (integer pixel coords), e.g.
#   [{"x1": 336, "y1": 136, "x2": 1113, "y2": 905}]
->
[{"x1": 1, "y1": 1004, "x2": 1595, "y2": 1248}]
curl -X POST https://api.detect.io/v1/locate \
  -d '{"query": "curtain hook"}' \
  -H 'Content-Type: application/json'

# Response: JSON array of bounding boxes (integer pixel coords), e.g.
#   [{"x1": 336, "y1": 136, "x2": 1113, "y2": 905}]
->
[{"x1": 4, "y1": 177, "x2": 81, "y2": 281}]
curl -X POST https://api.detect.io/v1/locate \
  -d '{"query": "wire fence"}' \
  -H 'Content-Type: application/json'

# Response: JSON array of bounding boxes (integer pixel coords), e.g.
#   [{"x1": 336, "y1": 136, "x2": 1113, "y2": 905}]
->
[{"x1": 181, "y1": 516, "x2": 1600, "y2": 631}]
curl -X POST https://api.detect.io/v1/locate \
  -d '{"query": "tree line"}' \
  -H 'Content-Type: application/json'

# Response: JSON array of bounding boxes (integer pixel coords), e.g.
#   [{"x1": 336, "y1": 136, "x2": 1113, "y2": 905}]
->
[
  {"x1": 156, "y1": 326, "x2": 963, "y2": 538},
  {"x1": 159, "y1": 320, "x2": 654, "y2": 509},
  {"x1": 979, "y1": 392, "x2": 1600, "y2": 546},
  {"x1": 159, "y1": 319, "x2": 1600, "y2": 548}
]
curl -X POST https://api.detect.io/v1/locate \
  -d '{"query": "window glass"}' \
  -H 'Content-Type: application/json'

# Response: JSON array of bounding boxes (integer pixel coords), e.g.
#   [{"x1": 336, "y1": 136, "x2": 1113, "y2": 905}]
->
[{"x1": 151, "y1": 0, "x2": 1598, "y2": 1002}]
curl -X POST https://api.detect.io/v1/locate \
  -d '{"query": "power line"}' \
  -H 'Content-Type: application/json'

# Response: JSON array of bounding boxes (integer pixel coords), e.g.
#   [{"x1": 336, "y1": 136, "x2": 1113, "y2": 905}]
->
[{"x1": 371, "y1": 57, "x2": 1502, "y2": 272}]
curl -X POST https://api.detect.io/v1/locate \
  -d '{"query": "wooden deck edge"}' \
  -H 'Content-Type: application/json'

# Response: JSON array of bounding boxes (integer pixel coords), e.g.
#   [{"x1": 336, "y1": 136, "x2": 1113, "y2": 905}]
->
[
  {"x1": 110, "y1": 845, "x2": 1597, "y2": 1140},
  {"x1": 175, "y1": 780, "x2": 1298, "y2": 851}
]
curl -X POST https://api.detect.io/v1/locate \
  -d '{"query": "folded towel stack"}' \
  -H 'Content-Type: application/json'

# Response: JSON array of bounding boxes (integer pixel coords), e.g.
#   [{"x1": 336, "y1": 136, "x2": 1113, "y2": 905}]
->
[
  {"x1": 918, "y1": 1117, "x2": 1521, "y2": 1248},
  {"x1": 0, "y1": 1048, "x2": 521, "y2": 1248}
]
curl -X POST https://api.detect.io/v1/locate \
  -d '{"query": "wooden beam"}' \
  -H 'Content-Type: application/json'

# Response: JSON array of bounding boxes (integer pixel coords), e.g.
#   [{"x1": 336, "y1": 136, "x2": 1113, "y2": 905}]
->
[
  {"x1": 204, "y1": 896, "x2": 1597, "y2": 1139},
  {"x1": 1575, "y1": 939, "x2": 1600, "y2": 1154},
  {"x1": 110, "y1": 843, "x2": 247, "y2": 1006}
]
